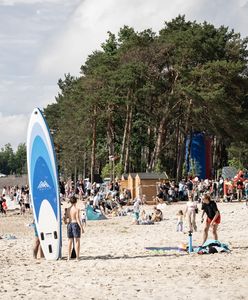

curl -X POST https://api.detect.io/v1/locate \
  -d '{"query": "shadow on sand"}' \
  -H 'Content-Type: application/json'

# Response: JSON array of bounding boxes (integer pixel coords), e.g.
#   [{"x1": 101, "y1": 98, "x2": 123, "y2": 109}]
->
[{"x1": 61, "y1": 249, "x2": 188, "y2": 261}]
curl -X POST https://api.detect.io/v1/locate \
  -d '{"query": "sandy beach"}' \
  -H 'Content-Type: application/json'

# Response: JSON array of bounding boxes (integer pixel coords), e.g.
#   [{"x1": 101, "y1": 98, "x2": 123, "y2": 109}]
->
[{"x1": 0, "y1": 202, "x2": 248, "y2": 300}]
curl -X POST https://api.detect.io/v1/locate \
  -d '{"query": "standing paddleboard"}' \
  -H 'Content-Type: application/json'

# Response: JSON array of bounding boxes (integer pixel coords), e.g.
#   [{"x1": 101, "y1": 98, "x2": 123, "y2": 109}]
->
[{"x1": 27, "y1": 108, "x2": 61, "y2": 260}]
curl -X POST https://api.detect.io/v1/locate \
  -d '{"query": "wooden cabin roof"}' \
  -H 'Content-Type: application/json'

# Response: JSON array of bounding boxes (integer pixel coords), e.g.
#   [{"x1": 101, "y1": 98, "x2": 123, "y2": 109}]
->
[{"x1": 135, "y1": 172, "x2": 167, "y2": 180}]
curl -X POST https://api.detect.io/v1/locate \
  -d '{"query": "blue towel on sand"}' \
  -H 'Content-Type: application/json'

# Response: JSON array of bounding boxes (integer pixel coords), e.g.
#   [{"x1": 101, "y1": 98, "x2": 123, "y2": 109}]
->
[{"x1": 194, "y1": 239, "x2": 230, "y2": 254}]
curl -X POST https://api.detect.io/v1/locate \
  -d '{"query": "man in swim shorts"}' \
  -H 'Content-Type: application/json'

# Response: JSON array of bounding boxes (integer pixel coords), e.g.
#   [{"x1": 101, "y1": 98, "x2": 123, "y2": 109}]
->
[
  {"x1": 63, "y1": 196, "x2": 84, "y2": 261},
  {"x1": 201, "y1": 194, "x2": 221, "y2": 245}
]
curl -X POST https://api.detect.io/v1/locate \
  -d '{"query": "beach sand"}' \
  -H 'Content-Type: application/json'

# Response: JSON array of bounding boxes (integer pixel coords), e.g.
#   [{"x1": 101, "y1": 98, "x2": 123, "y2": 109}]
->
[{"x1": 0, "y1": 202, "x2": 248, "y2": 300}]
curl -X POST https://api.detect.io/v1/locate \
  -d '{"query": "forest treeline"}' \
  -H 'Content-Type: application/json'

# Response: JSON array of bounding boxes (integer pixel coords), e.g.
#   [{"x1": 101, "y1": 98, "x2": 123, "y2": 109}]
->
[
  {"x1": 0, "y1": 144, "x2": 26, "y2": 175},
  {"x1": 1, "y1": 16, "x2": 248, "y2": 180}
]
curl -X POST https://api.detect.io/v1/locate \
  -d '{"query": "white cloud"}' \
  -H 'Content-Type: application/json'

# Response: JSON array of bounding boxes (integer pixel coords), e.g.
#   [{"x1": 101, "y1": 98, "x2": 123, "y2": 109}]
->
[
  {"x1": 37, "y1": 0, "x2": 248, "y2": 78},
  {"x1": 1, "y1": 0, "x2": 248, "y2": 150},
  {"x1": 0, "y1": 113, "x2": 29, "y2": 150},
  {"x1": 0, "y1": 0, "x2": 62, "y2": 4}
]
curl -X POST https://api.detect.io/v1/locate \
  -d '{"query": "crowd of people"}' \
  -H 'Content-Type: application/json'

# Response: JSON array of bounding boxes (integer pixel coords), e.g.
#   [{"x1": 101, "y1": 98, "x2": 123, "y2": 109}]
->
[
  {"x1": 156, "y1": 175, "x2": 248, "y2": 204},
  {"x1": 0, "y1": 184, "x2": 30, "y2": 216},
  {"x1": 59, "y1": 179, "x2": 133, "y2": 216},
  {"x1": 1, "y1": 171, "x2": 247, "y2": 260}
]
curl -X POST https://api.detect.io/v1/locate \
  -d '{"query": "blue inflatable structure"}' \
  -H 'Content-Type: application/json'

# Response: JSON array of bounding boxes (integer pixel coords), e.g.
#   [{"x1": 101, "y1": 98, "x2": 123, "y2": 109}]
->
[{"x1": 185, "y1": 132, "x2": 212, "y2": 179}]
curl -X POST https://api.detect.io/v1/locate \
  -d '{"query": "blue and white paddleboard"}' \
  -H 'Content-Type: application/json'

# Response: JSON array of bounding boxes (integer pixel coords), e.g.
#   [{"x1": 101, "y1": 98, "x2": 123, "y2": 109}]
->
[{"x1": 27, "y1": 108, "x2": 61, "y2": 260}]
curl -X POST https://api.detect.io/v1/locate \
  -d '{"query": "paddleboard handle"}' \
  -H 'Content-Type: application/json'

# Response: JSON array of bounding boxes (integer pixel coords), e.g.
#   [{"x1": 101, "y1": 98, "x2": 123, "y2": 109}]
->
[{"x1": 188, "y1": 231, "x2": 193, "y2": 253}]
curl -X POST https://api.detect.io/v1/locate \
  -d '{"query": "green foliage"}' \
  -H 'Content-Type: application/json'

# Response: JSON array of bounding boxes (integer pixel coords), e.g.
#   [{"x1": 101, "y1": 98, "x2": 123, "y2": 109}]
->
[
  {"x1": 114, "y1": 162, "x2": 124, "y2": 177},
  {"x1": 15, "y1": 143, "x2": 27, "y2": 174},
  {"x1": 32, "y1": 16, "x2": 248, "y2": 179},
  {"x1": 101, "y1": 163, "x2": 112, "y2": 179},
  {"x1": 228, "y1": 158, "x2": 244, "y2": 170},
  {"x1": 227, "y1": 142, "x2": 248, "y2": 170},
  {"x1": 154, "y1": 159, "x2": 163, "y2": 173},
  {"x1": 188, "y1": 158, "x2": 202, "y2": 178},
  {"x1": 0, "y1": 143, "x2": 26, "y2": 175}
]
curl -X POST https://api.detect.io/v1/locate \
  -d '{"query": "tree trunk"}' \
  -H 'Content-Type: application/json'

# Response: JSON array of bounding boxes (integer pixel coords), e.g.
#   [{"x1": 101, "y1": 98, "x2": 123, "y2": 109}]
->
[
  {"x1": 120, "y1": 90, "x2": 132, "y2": 167},
  {"x1": 176, "y1": 99, "x2": 192, "y2": 182},
  {"x1": 107, "y1": 104, "x2": 115, "y2": 158},
  {"x1": 185, "y1": 128, "x2": 193, "y2": 176},
  {"x1": 83, "y1": 152, "x2": 86, "y2": 179},
  {"x1": 90, "y1": 106, "x2": 97, "y2": 183},
  {"x1": 124, "y1": 106, "x2": 133, "y2": 173},
  {"x1": 150, "y1": 115, "x2": 167, "y2": 171},
  {"x1": 120, "y1": 104, "x2": 130, "y2": 166},
  {"x1": 145, "y1": 125, "x2": 152, "y2": 171},
  {"x1": 74, "y1": 164, "x2": 77, "y2": 188},
  {"x1": 145, "y1": 96, "x2": 155, "y2": 171},
  {"x1": 173, "y1": 117, "x2": 180, "y2": 178},
  {"x1": 107, "y1": 105, "x2": 115, "y2": 180}
]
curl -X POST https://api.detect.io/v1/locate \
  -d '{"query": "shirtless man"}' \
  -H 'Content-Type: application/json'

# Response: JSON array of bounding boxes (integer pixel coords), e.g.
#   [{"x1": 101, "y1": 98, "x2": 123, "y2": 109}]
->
[{"x1": 63, "y1": 196, "x2": 84, "y2": 261}]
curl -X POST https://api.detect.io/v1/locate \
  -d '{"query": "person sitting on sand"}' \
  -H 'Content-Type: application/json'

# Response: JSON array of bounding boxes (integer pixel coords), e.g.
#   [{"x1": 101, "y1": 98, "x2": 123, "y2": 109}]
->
[
  {"x1": 2, "y1": 199, "x2": 7, "y2": 214},
  {"x1": 201, "y1": 194, "x2": 221, "y2": 245},
  {"x1": 63, "y1": 196, "x2": 84, "y2": 261},
  {"x1": 152, "y1": 206, "x2": 163, "y2": 222},
  {"x1": 140, "y1": 209, "x2": 149, "y2": 222},
  {"x1": 19, "y1": 196, "x2": 26, "y2": 215},
  {"x1": 0, "y1": 195, "x2": 5, "y2": 214},
  {"x1": 0, "y1": 195, "x2": 7, "y2": 215},
  {"x1": 108, "y1": 206, "x2": 119, "y2": 217}
]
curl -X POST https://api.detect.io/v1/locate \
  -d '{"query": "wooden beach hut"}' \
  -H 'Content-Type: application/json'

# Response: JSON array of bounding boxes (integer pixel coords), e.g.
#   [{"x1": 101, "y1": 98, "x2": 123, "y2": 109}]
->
[
  {"x1": 135, "y1": 173, "x2": 168, "y2": 204},
  {"x1": 120, "y1": 173, "x2": 136, "y2": 199},
  {"x1": 127, "y1": 173, "x2": 136, "y2": 199},
  {"x1": 120, "y1": 174, "x2": 129, "y2": 191}
]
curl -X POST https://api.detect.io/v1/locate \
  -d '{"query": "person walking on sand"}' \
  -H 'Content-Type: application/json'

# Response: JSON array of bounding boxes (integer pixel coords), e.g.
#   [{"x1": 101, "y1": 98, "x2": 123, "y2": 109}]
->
[
  {"x1": 185, "y1": 195, "x2": 198, "y2": 232},
  {"x1": 63, "y1": 196, "x2": 84, "y2": 261},
  {"x1": 201, "y1": 194, "x2": 221, "y2": 245}
]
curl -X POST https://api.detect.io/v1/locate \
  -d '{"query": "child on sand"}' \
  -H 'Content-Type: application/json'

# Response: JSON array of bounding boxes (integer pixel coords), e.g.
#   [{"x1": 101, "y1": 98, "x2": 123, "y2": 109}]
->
[
  {"x1": 132, "y1": 197, "x2": 141, "y2": 224},
  {"x1": 176, "y1": 210, "x2": 184, "y2": 232}
]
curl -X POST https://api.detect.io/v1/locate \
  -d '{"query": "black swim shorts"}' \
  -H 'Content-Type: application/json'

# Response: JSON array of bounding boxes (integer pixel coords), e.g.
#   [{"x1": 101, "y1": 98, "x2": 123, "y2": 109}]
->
[{"x1": 67, "y1": 223, "x2": 81, "y2": 238}]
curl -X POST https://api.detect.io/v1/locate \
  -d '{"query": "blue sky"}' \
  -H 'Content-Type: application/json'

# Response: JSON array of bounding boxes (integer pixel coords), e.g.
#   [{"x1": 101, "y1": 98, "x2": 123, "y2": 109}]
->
[{"x1": 0, "y1": 0, "x2": 248, "y2": 150}]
